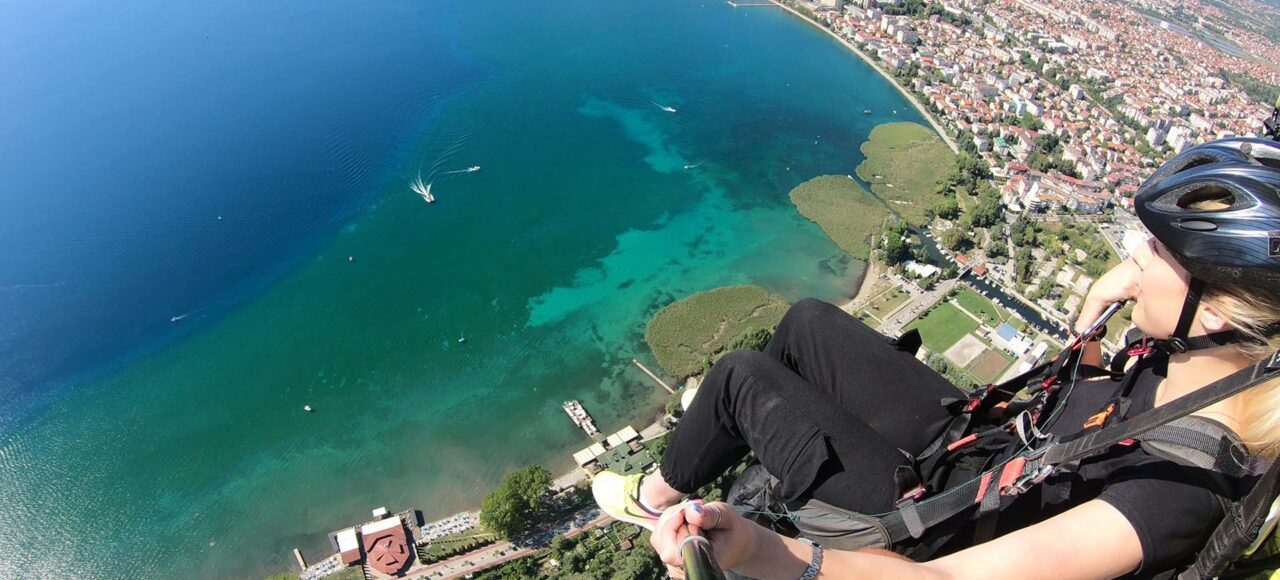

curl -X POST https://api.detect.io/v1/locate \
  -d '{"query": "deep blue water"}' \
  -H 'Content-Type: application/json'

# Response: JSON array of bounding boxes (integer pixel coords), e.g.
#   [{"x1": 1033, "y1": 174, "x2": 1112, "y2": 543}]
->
[{"x1": 0, "y1": 0, "x2": 929, "y2": 577}]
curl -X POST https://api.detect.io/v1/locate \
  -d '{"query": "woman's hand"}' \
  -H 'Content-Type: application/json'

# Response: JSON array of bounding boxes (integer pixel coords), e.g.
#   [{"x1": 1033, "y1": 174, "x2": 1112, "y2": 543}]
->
[
  {"x1": 651, "y1": 501, "x2": 760, "y2": 572},
  {"x1": 1075, "y1": 257, "x2": 1142, "y2": 334}
]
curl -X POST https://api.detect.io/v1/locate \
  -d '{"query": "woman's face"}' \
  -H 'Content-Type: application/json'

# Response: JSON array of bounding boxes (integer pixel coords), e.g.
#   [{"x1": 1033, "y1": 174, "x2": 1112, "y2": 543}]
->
[{"x1": 1130, "y1": 238, "x2": 1195, "y2": 339}]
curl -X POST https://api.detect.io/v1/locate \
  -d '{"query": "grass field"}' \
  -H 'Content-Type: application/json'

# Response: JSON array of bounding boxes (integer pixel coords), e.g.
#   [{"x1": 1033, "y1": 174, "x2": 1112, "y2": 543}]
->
[
  {"x1": 862, "y1": 287, "x2": 910, "y2": 322},
  {"x1": 968, "y1": 349, "x2": 1013, "y2": 383},
  {"x1": 1038, "y1": 220, "x2": 1120, "y2": 278},
  {"x1": 953, "y1": 286, "x2": 1004, "y2": 326},
  {"x1": 789, "y1": 175, "x2": 892, "y2": 260},
  {"x1": 855, "y1": 122, "x2": 956, "y2": 226},
  {"x1": 907, "y1": 302, "x2": 980, "y2": 353},
  {"x1": 646, "y1": 285, "x2": 790, "y2": 379}
]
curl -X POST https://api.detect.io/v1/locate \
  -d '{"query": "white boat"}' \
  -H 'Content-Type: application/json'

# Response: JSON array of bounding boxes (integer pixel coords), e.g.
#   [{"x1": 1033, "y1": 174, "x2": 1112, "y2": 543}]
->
[
  {"x1": 304, "y1": 405, "x2": 314, "y2": 412},
  {"x1": 653, "y1": 101, "x2": 677, "y2": 113},
  {"x1": 410, "y1": 174, "x2": 435, "y2": 203},
  {"x1": 467, "y1": 166, "x2": 481, "y2": 173}
]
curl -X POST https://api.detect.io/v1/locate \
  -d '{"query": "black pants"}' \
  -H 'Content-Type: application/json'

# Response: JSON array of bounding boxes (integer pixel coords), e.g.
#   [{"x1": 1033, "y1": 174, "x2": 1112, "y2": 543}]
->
[{"x1": 659, "y1": 298, "x2": 962, "y2": 514}]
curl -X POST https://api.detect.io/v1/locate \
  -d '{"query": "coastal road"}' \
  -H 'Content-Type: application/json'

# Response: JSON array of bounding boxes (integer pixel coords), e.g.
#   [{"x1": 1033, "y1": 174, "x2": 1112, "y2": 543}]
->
[{"x1": 415, "y1": 510, "x2": 610, "y2": 579}]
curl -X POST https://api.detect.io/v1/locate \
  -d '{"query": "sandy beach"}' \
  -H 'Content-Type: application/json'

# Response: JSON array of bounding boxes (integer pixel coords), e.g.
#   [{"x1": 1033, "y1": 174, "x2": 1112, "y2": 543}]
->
[
  {"x1": 843, "y1": 258, "x2": 884, "y2": 313},
  {"x1": 768, "y1": 0, "x2": 960, "y2": 155}
]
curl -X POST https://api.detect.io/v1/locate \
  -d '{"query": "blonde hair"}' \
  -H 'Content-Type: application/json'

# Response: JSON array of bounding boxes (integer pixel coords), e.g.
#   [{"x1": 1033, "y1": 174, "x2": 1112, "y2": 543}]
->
[
  {"x1": 1203, "y1": 284, "x2": 1280, "y2": 458},
  {"x1": 1184, "y1": 195, "x2": 1280, "y2": 457}
]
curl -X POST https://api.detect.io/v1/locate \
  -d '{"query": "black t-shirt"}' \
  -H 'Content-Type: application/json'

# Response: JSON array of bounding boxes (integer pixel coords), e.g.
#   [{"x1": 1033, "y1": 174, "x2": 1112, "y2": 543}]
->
[{"x1": 934, "y1": 362, "x2": 1255, "y2": 576}]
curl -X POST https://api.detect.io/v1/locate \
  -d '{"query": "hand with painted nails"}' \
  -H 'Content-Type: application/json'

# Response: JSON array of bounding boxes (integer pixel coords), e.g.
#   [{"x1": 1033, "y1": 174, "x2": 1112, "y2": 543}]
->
[{"x1": 651, "y1": 501, "x2": 758, "y2": 573}]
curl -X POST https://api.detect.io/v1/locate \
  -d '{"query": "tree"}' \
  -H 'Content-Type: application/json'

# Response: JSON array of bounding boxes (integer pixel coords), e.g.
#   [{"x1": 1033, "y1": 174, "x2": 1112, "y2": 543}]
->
[
  {"x1": 969, "y1": 192, "x2": 1004, "y2": 228},
  {"x1": 941, "y1": 227, "x2": 972, "y2": 252},
  {"x1": 882, "y1": 234, "x2": 913, "y2": 266},
  {"x1": 480, "y1": 465, "x2": 553, "y2": 538},
  {"x1": 987, "y1": 243, "x2": 1009, "y2": 260},
  {"x1": 1017, "y1": 113, "x2": 1044, "y2": 131},
  {"x1": 934, "y1": 197, "x2": 961, "y2": 220},
  {"x1": 728, "y1": 328, "x2": 773, "y2": 352},
  {"x1": 1015, "y1": 246, "x2": 1034, "y2": 284}
]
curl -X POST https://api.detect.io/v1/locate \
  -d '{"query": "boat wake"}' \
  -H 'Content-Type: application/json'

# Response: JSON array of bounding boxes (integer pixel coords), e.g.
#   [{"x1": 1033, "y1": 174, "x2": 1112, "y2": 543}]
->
[
  {"x1": 410, "y1": 173, "x2": 435, "y2": 203},
  {"x1": 652, "y1": 101, "x2": 677, "y2": 113}
]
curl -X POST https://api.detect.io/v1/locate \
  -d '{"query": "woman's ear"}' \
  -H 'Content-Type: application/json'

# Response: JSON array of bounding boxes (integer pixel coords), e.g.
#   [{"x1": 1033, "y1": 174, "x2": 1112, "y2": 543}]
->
[{"x1": 1199, "y1": 302, "x2": 1231, "y2": 333}]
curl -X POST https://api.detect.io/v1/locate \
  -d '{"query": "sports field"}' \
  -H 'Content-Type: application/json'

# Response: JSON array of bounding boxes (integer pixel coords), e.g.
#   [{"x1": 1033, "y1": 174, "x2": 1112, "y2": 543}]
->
[
  {"x1": 968, "y1": 349, "x2": 1013, "y2": 383},
  {"x1": 907, "y1": 302, "x2": 980, "y2": 353}
]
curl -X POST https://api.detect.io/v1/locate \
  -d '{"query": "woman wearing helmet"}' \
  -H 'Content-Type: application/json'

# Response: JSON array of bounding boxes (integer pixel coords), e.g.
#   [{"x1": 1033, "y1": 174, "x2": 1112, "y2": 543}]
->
[{"x1": 592, "y1": 137, "x2": 1280, "y2": 578}]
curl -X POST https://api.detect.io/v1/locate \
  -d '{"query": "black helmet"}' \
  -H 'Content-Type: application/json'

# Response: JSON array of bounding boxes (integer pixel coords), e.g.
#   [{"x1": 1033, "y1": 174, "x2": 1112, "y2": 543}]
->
[
  {"x1": 1133, "y1": 138, "x2": 1280, "y2": 352},
  {"x1": 1135, "y1": 137, "x2": 1280, "y2": 293}
]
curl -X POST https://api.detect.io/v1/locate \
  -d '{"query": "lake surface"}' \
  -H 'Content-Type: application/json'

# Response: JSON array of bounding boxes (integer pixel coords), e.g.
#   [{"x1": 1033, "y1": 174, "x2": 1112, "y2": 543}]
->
[{"x1": 0, "y1": 0, "x2": 930, "y2": 576}]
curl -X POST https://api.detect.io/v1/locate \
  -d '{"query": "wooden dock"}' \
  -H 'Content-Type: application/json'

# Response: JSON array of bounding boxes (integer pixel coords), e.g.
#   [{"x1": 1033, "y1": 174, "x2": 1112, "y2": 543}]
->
[{"x1": 631, "y1": 358, "x2": 676, "y2": 394}]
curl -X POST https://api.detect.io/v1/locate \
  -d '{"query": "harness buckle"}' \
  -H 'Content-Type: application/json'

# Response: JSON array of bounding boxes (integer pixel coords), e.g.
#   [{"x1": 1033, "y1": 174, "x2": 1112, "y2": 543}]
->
[
  {"x1": 963, "y1": 386, "x2": 990, "y2": 413},
  {"x1": 895, "y1": 484, "x2": 927, "y2": 508},
  {"x1": 1008, "y1": 465, "x2": 1055, "y2": 495}
]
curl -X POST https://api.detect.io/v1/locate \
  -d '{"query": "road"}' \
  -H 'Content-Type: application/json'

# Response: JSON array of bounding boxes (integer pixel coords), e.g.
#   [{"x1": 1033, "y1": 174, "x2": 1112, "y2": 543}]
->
[{"x1": 412, "y1": 510, "x2": 610, "y2": 579}]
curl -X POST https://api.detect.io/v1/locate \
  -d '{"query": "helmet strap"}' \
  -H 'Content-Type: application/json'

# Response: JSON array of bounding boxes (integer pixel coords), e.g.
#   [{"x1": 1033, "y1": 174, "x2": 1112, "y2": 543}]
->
[
  {"x1": 1157, "y1": 277, "x2": 1266, "y2": 353},
  {"x1": 1161, "y1": 277, "x2": 1207, "y2": 354}
]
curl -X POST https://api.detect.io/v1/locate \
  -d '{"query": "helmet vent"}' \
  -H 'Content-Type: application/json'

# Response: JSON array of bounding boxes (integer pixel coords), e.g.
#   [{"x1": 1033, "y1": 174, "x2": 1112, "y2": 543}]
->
[
  {"x1": 1175, "y1": 185, "x2": 1237, "y2": 211},
  {"x1": 1178, "y1": 219, "x2": 1219, "y2": 231}
]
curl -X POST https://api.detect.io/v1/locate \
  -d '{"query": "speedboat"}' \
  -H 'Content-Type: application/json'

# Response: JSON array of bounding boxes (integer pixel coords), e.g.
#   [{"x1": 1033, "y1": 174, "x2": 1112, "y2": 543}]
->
[
  {"x1": 864, "y1": 108, "x2": 872, "y2": 114},
  {"x1": 410, "y1": 174, "x2": 435, "y2": 203},
  {"x1": 467, "y1": 166, "x2": 481, "y2": 173},
  {"x1": 653, "y1": 101, "x2": 677, "y2": 113}
]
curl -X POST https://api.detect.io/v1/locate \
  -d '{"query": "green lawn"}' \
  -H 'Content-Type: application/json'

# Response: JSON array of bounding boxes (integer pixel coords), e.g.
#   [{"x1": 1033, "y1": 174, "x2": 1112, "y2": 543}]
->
[
  {"x1": 789, "y1": 175, "x2": 892, "y2": 260},
  {"x1": 855, "y1": 122, "x2": 956, "y2": 226},
  {"x1": 863, "y1": 287, "x2": 910, "y2": 319},
  {"x1": 646, "y1": 285, "x2": 790, "y2": 378},
  {"x1": 907, "y1": 302, "x2": 980, "y2": 353},
  {"x1": 953, "y1": 286, "x2": 1003, "y2": 327},
  {"x1": 1037, "y1": 221, "x2": 1120, "y2": 278}
]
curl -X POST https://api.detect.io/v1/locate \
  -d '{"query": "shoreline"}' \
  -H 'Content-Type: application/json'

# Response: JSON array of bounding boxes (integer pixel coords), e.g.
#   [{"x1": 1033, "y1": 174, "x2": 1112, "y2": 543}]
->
[
  {"x1": 843, "y1": 258, "x2": 883, "y2": 313},
  {"x1": 768, "y1": 0, "x2": 960, "y2": 154}
]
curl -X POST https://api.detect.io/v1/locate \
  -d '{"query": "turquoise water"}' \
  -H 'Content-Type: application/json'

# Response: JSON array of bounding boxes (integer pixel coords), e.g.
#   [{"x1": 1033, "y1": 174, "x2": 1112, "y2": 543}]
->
[{"x1": 0, "y1": 0, "x2": 929, "y2": 577}]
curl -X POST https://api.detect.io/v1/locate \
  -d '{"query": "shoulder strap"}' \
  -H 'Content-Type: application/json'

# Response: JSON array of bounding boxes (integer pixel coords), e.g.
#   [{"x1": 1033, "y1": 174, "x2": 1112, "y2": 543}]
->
[
  {"x1": 1137, "y1": 416, "x2": 1255, "y2": 479},
  {"x1": 1040, "y1": 352, "x2": 1280, "y2": 468}
]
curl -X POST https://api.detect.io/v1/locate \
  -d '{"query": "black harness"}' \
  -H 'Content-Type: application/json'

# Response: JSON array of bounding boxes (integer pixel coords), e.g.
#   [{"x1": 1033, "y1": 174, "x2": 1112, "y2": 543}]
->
[{"x1": 875, "y1": 334, "x2": 1280, "y2": 576}]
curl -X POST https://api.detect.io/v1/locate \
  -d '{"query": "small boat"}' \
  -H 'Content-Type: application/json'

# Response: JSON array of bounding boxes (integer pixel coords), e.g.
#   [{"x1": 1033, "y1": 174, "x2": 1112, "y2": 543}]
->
[
  {"x1": 466, "y1": 166, "x2": 481, "y2": 173},
  {"x1": 458, "y1": 335, "x2": 466, "y2": 344},
  {"x1": 653, "y1": 101, "x2": 677, "y2": 113},
  {"x1": 410, "y1": 174, "x2": 435, "y2": 203},
  {"x1": 683, "y1": 162, "x2": 703, "y2": 170},
  {"x1": 893, "y1": 109, "x2": 898, "y2": 114},
  {"x1": 304, "y1": 405, "x2": 314, "y2": 412},
  {"x1": 864, "y1": 108, "x2": 872, "y2": 114}
]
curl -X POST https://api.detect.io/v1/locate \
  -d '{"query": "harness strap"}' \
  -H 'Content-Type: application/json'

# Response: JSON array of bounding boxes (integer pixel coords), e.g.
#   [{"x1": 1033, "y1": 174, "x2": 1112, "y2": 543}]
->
[
  {"x1": 1181, "y1": 458, "x2": 1280, "y2": 580},
  {"x1": 1139, "y1": 418, "x2": 1254, "y2": 478},
  {"x1": 1041, "y1": 352, "x2": 1280, "y2": 468}
]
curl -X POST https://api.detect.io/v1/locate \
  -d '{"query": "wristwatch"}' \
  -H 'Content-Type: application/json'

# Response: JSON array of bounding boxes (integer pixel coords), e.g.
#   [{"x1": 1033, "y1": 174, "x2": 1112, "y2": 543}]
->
[{"x1": 798, "y1": 540, "x2": 823, "y2": 580}]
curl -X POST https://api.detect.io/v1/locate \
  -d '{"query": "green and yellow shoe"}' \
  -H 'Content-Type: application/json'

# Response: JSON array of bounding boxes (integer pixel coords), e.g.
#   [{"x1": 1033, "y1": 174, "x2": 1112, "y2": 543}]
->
[{"x1": 591, "y1": 471, "x2": 662, "y2": 531}]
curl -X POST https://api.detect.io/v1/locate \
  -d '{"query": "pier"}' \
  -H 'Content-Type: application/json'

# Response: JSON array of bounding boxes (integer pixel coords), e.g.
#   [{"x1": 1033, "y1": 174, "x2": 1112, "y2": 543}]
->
[
  {"x1": 631, "y1": 358, "x2": 676, "y2": 394},
  {"x1": 726, "y1": 0, "x2": 778, "y2": 6}
]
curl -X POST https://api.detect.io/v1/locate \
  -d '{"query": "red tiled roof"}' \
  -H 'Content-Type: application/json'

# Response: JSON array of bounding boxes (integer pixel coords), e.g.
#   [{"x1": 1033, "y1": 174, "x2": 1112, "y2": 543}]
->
[{"x1": 364, "y1": 521, "x2": 411, "y2": 575}]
